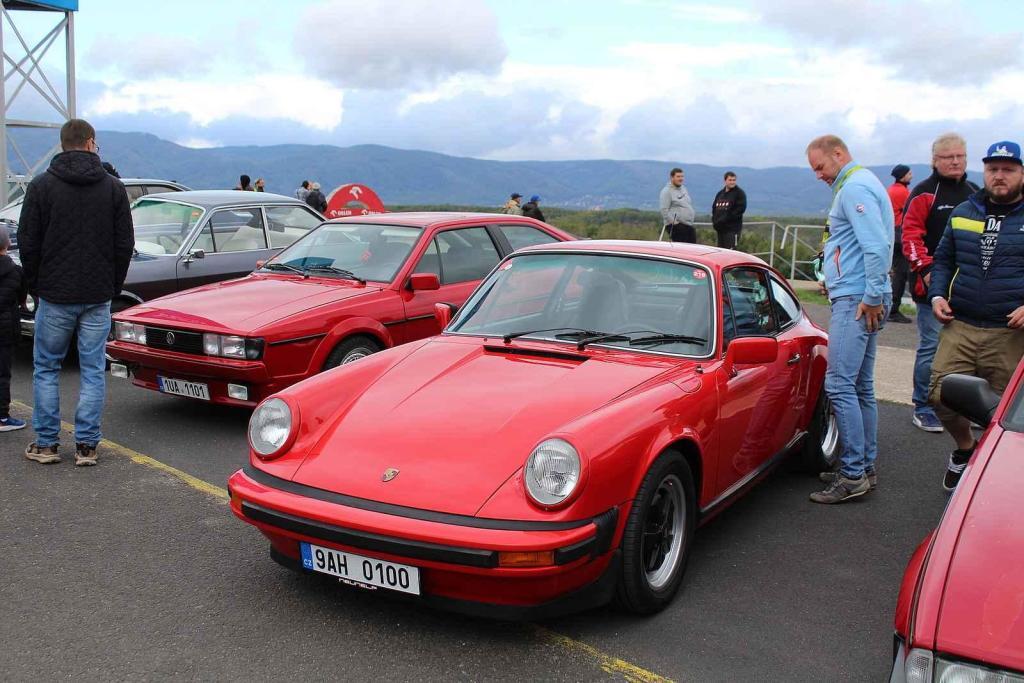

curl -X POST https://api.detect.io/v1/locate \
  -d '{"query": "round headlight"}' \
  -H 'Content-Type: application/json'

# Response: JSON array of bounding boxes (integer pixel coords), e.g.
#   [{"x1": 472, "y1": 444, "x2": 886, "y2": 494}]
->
[
  {"x1": 524, "y1": 439, "x2": 581, "y2": 506},
  {"x1": 248, "y1": 398, "x2": 293, "y2": 458},
  {"x1": 25, "y1": 295, "x2": 35, "y2": 313}
]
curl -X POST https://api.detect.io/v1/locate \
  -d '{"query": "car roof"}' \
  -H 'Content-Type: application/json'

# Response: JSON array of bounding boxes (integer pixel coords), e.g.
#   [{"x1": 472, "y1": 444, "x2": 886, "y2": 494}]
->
[
  {"x1": 515, "y1": 239, "x2": 772, "y2": 268},
  {"x1": 119, "y1": 178, "x2": 189, "y2": 189},
  {"x1": 140, "y1": 190, "x2": 309, "y2": 208},
  {"x1": 323, "y1": 211, "x2": 546, "y2": 229}
]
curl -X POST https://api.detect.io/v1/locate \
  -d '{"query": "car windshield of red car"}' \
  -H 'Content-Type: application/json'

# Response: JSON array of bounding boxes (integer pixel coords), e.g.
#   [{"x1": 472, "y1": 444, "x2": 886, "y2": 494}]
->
[
  {"x1": 449, "y1": 252, "x2": 713, "y2": 356},
  {"x1": 268, "y1": 223, "x2": 422, "y2": 283}
]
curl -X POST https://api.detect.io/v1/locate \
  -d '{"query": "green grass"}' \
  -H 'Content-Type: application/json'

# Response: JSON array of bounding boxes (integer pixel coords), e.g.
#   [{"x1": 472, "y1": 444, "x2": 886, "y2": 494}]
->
[{"x1": 793, "y1": 288, "x2": 915, "y2": 316}]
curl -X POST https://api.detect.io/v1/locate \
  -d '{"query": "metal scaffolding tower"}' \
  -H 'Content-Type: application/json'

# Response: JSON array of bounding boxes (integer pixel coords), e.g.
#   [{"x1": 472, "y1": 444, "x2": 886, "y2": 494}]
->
[{"x1": 0, "y1": 0, "x2": 78, "y2": 207}]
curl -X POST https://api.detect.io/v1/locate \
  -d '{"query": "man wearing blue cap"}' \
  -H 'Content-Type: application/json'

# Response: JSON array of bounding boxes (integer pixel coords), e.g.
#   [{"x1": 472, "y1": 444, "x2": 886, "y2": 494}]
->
[
  {"x1": 928, "y1": 140, "x2": 1024, "y2": 491},
  {"x1": 522, "y1": 195, "x2": 545, "y2": 222}
]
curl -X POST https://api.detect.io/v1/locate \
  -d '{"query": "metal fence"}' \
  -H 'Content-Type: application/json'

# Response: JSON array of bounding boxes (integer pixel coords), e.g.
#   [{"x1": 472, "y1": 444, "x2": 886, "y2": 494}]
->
[{"x1": 675, "y1": 221, "x2": 824, "y2": 281}]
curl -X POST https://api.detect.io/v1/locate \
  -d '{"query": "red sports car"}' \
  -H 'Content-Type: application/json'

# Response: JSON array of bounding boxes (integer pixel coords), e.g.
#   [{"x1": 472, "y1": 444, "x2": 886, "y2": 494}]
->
[
  {"x1": 228, "y1": 241, "x2": 836, "y2": 617},
  {"x1": 106, "y1": 213, "x2": 573, "y2": 406},
  {"x1": 891, "y1": 360, "x2": 1024, "y2": 681}
]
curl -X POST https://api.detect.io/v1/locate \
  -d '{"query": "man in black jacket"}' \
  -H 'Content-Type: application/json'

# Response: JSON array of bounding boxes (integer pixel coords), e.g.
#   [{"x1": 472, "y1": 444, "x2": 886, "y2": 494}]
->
[
  {"x1": 521, "y1": 195, "x2": 545, "y2": 222},
  {"x1": 17, "y1": 118, "x2": 134, "y2": 466},
  {"x1": 711, "y1": 171, "x2": 747, "y2": 249},
  {"x1": 0, "y1": 226, "x2": 27, "y2": 432}
]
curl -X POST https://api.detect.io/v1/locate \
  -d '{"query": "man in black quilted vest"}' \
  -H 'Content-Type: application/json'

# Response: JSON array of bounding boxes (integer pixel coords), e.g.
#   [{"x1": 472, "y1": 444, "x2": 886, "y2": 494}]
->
[
  {"x1": 17, "y1": 118, "x2": 134, "y2": 466},
  {"x1": 928, "y1": 140, "x2": 1024, "y2": 491}
]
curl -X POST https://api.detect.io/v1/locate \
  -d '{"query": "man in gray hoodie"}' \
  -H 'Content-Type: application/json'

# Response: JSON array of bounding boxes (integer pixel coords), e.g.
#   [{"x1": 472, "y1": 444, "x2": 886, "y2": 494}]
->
[{"x1": 659, "y1": 167, "x2": 696, "y2": 243}]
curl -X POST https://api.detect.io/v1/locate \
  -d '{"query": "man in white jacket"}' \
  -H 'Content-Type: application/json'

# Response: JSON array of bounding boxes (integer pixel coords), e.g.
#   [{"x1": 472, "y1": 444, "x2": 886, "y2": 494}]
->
[{"x1": 659, "y1": 167, "x2": 696, "y2": 243}]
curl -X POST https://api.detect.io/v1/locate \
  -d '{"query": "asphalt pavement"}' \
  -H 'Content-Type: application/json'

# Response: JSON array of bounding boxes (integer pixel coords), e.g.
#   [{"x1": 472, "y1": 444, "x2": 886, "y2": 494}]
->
[{"x1": 0, "y1": 316, "x2": 954, "y2": 681}]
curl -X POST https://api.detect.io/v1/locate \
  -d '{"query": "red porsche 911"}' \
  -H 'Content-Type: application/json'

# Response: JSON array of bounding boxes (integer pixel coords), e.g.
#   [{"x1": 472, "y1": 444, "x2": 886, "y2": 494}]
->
[
  {"x1": 106, "y1": 212, "x2": 572, "y2": 406},
  {"x1": 891, "y1": 359, "x2": 1024, "y2": 682},
  {"x1": 228, "y1": 241, "x2": 836, "y2": 617}
]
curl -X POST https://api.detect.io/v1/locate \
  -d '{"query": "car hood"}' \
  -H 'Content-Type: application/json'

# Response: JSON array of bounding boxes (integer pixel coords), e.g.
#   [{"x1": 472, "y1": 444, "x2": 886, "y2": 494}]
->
[
  {"x1": 936, "y1": 430, "x2": 1024, "y2": 672},
  {"x1": 122, "y1": 274, "x2": 379, "y2": 332},
  {"x1": 290, "y1": 338, "x2": 678, "y2": 516}
]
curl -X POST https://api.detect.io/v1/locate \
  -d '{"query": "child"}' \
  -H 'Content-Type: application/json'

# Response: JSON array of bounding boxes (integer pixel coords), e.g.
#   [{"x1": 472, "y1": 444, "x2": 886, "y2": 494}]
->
[{"x1": 0, "y1": 226, "x2": 26, "y2": 431}]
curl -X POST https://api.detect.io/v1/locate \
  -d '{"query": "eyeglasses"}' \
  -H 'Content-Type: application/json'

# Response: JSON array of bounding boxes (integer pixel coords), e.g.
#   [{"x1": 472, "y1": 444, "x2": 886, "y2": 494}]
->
[{"x1": 935, "y1": 154, "x2": 966, "y2": 162}]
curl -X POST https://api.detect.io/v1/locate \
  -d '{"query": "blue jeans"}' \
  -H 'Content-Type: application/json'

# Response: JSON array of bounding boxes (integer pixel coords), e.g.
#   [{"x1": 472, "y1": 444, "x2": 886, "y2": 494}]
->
[
  {"x1": 825, "y1": 295, "x2": 891, "y2": 478},
  {"x1": 913, "y1": 302, "x2": 941, "y2": 412},
  {"x1": 32, "y1": 298, "x2": 111, "y2": 447}
]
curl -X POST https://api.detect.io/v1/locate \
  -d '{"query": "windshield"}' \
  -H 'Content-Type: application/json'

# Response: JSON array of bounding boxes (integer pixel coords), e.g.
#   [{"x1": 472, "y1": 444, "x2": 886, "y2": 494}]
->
[
  {"x1": 131, "y1": 199, "x2": 204, "y2": 255},
  {"x1": 449, "y1": 252, "x2": 714, "y2": 356},
  {"x1": 266, "y1": 222, "x2": 422, "y2": 282}
]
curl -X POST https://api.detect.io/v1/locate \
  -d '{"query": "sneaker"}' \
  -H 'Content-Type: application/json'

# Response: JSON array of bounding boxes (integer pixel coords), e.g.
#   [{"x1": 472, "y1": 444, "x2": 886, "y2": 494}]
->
[
  {"x1": 74, "y1": 443, "x2": 98, "y2": 467},
  {"x1": 912, "y1": 410, "x2": 944, "y2": 433},
  {"x1": 942, "y1": 448, "x2": 974, "y2": 492},
  {"x1": 820, "y1": 469, "x2": 877, "y2": 491},
  {"x1": 0, "y1": 416, "x2": 26, "y2": 432},
  {"x1": 25, "y1": 442, "x2": 60, "y2": 464},
  {"x1": 888, "y1": 310, "x2": 912, "y2": 324},
  {"x1": 809, "y1": 474, "x2": 871, "y2": 504}
]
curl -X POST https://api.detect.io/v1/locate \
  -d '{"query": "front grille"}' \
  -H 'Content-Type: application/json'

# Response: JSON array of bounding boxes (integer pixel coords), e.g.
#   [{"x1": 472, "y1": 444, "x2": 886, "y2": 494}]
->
[{"x1": 145, "y1": 326, "x2": 204, "y2": 355}]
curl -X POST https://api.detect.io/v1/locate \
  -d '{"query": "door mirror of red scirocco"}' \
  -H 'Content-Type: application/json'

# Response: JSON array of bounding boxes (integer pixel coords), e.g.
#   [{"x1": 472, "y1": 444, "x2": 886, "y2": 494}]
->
[
  {"x1": 409, "y1": 273, "x2": 441, "y2": 291},
  {"x1": 725, "y1": 336, "x2": 778, "y2": 371},
  {"x1": 433, "y1": 302, "x2": 456, "y2": 328}
]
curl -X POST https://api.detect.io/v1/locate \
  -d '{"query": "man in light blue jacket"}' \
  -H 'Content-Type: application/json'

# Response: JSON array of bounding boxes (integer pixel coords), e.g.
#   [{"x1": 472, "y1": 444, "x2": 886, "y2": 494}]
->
[{"x1": 806, "y1": 135, "x2": 894, "y2": 504}]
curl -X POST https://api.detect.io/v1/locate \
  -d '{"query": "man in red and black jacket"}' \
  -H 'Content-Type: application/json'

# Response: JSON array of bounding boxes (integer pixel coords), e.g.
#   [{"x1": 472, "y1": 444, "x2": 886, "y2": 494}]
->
[{"x1": 901, "y1": 133, "x2": 979, "y2": 433}]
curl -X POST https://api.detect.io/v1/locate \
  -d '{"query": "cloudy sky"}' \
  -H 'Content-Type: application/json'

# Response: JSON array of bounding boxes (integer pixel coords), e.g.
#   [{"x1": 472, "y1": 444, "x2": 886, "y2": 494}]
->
[{"x1": 8, "y1": 0, "x2": 1023, "y2": 168}]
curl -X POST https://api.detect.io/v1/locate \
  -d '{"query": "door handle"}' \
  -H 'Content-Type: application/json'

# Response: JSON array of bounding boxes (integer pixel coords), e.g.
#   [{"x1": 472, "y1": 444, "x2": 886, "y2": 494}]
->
[{"x1": 786, "y1": 353, "x2": 802, "y2": 365}]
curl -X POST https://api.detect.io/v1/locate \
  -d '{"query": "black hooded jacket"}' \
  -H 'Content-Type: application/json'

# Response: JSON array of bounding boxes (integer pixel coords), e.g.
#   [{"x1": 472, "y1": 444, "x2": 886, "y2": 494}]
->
[
  {"x1": 16, "y1": 151, "x2": 134, "y2": 304},
  {"x1": 0, "y1": 253, "x2": 26, "y2": 344}
]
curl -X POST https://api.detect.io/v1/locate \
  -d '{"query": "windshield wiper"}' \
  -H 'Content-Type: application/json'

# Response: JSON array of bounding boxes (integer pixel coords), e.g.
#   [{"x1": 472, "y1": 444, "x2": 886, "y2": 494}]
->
[
  {"x1": 502, "y1": 327, "x2": 598, "y2": 344},
  {"x1": 628, "y1": 333, "x2": 707, "y2": 347},
  {"x1": 262, "y1": 262, "x2": 307, "y2": 277},
  {"x1": 575, "y1": 332, "x2": 632, "y2": 350},
  {"x1": 303, "y1": 264, "x2": 366, "y2": 284}
]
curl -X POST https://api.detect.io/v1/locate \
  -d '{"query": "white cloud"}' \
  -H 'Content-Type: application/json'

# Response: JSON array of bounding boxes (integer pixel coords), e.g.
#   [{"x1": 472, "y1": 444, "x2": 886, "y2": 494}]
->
[
  {"x1": 176, "y1": 137, "x2": 219, "y2": 149},
  {"x1": 293, "y1": 0, "x2": 507, "y2": 89},
  {"x1": 87, "y1": 33, "x2": 215, "y2": 79},
  {"x1": 86, "y1": 75, "x2": 344, "y2": 130},
  {"x1": 669, "y1": 3, "x2": 757, "y2": 23}
]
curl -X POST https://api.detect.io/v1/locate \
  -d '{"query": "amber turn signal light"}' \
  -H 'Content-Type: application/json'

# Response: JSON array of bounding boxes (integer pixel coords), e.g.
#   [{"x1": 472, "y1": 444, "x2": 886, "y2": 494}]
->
[{"x1": 498, "y1": 550, "x2": 555, "y2": 567}]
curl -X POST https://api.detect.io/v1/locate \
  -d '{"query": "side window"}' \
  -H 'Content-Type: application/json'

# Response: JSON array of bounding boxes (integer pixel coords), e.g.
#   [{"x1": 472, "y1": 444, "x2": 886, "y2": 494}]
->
[
  {"x1": 414, "y1": 238, "x2": 441, "y2": 277},
  {"x1": 498, "y1": 224, "x2": 559, "y2": 251},
  {"x1": 436, "y1": 227, "x2": 500, "y2": 284},
  {"x1": 723, "y1": 268, "x2": 777, "y2": 336},
  {"x1": 265, "y1": 206, "x2": 321, "y2": 248},
  {"x1": 769, "y1": 277, "x2": 801, "y2": 327},
  {"x1": 125, "y1": 185, "x2": 146, "y2": 202},
  {"x1": 200, "y1": 208, "x2": 268, "y2": 253},
  {"x1": 147, "y1": 184, "x2": 181, "y2": 195}
]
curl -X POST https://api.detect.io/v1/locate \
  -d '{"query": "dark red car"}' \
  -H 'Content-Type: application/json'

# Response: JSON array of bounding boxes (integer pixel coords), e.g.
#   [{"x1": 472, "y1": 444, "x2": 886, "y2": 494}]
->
[
  {"x1": 228, "y1": 241, "x2": 836, "y2": 617},
  {"x1": 891, "y1": 360, "x2": 1024, "y2": 681},
  {"x1": 106, "y1": 213, "x2": 573, "y2": 406}
]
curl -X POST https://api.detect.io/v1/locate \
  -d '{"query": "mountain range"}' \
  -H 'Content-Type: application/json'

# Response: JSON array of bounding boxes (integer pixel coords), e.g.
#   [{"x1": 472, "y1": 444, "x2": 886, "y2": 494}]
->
[{"x1": 6, "y1": 129, "x2": 967, "y2": 216}]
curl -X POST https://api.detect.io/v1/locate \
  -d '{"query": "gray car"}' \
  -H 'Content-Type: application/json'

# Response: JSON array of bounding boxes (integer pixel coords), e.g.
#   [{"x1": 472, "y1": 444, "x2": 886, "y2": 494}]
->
[{"x1": 19, "y1": 190, "x2": 324, "y2": 335}]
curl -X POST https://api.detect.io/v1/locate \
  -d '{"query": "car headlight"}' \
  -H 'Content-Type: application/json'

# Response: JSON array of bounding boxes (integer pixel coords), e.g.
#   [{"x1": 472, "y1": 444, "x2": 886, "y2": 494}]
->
[
  {"x1": 114, "y1": 321, "x2": 146, "y2": 344},
  {"x1": 524, "y1": 438, "x2": 581, "y2": 506},
  {"x1": 935, "y1": 656, "x2": 1024, "y2": 682},
  {"x1": 248, "y1": 397, "x2": 295, "y2": 458},
  {"x1": 203, "y1": 333, "x2": 264, "y2": 359},
  {"x1": 24, "y1": 295, "x2": 35, "y2": 313},
  {"x1": 904, "y1": 649, "x2": 933, "y2": 683}
]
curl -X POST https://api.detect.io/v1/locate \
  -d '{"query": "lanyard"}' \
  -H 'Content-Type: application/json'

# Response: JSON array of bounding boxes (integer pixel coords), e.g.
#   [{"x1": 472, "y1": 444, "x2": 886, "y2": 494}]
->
[{"x1": 822, "y1": 164, "x2": 863, "y2": 242}]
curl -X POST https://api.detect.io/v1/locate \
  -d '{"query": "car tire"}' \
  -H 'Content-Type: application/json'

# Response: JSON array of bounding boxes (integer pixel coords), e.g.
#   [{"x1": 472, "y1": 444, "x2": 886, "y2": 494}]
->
[
  {"x1": 799, "y1": 387, "x2": 839, "y2": 473},
  {"x1": 615, "y1": 450, "x2": 695, "y2": 614},
  {"x1": 324, "y1": 336, "x2": 381, "y2": 370}
]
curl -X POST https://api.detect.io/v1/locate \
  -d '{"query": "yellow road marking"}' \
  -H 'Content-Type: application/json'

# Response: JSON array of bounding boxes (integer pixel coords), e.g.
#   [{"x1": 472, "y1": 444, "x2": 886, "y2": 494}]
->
[{"x1": 11, "y1": 399, "x2": 675, "y2": 683}]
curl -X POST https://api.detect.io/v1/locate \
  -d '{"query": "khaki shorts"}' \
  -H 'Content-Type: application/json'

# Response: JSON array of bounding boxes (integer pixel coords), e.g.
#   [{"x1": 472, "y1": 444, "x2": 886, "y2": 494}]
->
[{"x1": 929, "y1": 319, "x2": 1024, "y2": 420}]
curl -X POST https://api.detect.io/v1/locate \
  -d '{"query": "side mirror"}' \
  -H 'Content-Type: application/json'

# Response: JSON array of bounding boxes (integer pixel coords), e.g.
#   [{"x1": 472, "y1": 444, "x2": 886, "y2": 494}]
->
[
  {"x1": 189, "y1": 248, "x2": 205, "y2": 260},
  {"x1": 723, "y1": 336, "x2": 778, "y2": 375},
  {"x1": 409, "y1": 272, "x2": 441, "y2": 291},
  {"x1": 255, "y1": 259, "x2": 266, "y2": 269},
  {"x1": 941, "y1": 374, "x2": 1001, "y2": 429},
  {"x1": 434, "y1": 302, "x2": 457, "y2": 328}
]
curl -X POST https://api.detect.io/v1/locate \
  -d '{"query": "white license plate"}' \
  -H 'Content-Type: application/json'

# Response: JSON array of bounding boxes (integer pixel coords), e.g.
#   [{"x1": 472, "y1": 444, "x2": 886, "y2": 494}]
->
[
  {"x1": 157, "y1": 376, "x2": 210, "y2": 400},
  {"x1": 300, "y1": 542, "x2": 421, "y2": 595}
]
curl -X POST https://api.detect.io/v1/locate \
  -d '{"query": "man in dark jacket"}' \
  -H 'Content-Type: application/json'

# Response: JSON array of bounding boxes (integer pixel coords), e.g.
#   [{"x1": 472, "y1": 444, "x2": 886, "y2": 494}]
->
[
  {"x1": 521, "y1": 195, "x2": 545, "y2": 222},
  {"x1": 305, "y1": 181, "x2": 327, "y2": 213},
  {"x1": 887, "y1": 164, "x2": 913, "y2": 323},
  {"x1": 901, "y1": 133, "x2": 979, "y2": 434},
  {"x1": 928, "y1": 140, "x2": 1024, "y2": 491},
  {"x1": 17, "y1": 118, "x2": 134, "y2": 466},
  {"x1": 711, "y1": 171, "x2": 747, "y2": 249},
  {"x1": 0, "y1": 226, "x2": 27, "y2": 432}
]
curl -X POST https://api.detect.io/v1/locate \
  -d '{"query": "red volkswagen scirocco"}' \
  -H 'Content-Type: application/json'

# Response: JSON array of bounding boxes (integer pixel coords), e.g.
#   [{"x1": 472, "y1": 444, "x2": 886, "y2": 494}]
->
[
  {"x1": 891, "y1": 359, "x2": 1024, "y2": 682},
  {"x1": 106, "y1": 213, "x2": 573, "y2": 406},
  {"x1": 228, "y1": 241, "x2": 836, "y2": 617}
]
